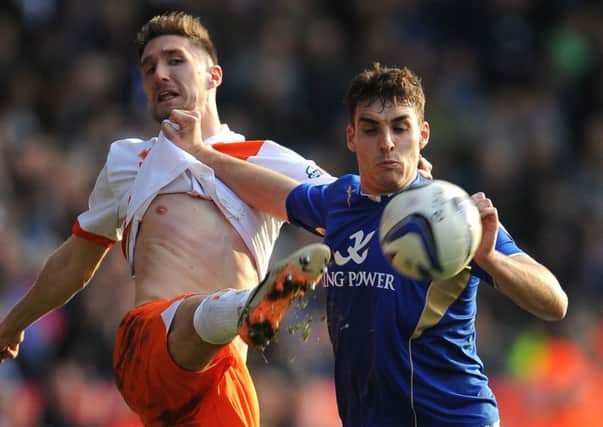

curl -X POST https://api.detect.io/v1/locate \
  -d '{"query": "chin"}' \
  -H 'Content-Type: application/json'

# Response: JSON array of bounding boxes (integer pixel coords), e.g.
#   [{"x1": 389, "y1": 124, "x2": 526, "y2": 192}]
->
[
  {"x1": 373, "y1": 180, "x2": 400, "y2": 195},
  {"x1": 376, "y1": 172, "x2": 402, "y2": 189},
  {"x1": 153, "y1": 107, "x2": 177, "y2": 123},
  {"x1": 152, "y1": 101, "x2": 188, "y2": 122},
  {"x1": 386, "y1": 184, "x2": 405, "y2": 194}
]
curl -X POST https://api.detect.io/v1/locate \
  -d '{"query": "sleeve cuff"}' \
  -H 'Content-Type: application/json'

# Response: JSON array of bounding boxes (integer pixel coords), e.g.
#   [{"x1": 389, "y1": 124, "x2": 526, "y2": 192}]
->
[{"x1": 72, "y1": 221, "x2": 115, "y2": 248}]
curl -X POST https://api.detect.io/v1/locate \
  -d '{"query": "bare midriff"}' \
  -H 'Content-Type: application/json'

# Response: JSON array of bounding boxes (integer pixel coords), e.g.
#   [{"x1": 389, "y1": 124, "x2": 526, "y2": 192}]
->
[{"x1": 132, "y1": 193, "x2": 259, "y2": 306}]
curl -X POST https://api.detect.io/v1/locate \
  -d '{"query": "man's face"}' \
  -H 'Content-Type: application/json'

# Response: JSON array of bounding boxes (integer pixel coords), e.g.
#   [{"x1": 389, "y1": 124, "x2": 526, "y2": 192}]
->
[
  {"x1": 140, "y1": 35, "x2": 212, "y2": 122},
  {"x1": 346, "y1": 101, "x2": 429, "y2": 195}
]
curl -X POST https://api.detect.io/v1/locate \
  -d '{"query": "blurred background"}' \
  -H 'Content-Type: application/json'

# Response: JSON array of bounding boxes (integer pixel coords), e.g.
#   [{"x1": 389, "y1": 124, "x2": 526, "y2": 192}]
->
[{"x1": 0, "y1": 0, "x2": 602, "y2": 425}]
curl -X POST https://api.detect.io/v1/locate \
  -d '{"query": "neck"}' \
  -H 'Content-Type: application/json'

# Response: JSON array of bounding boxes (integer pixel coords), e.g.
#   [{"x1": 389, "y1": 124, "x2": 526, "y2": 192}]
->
[
  {"x1": 201, "y1": 114, "x2": 222, "y2": 140},
  {"x1": 360, "y1": 173, "x2": 418, "y2": 196},
  {"x1": 200, "y1": 97, "x2": 222, "y2": 140}
]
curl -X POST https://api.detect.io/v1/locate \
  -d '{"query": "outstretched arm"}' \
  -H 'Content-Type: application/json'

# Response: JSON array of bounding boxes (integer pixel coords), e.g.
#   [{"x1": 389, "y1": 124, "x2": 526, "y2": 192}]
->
[
  {"x1": 472, "y1": 192, "x2": 567, "y2": 321},
  {"x1": 162, "y1": 110, "x2": 299, "y2": 221},
  {"x1": 0, "y1": 235, "x2": 109, "y2": 362}
]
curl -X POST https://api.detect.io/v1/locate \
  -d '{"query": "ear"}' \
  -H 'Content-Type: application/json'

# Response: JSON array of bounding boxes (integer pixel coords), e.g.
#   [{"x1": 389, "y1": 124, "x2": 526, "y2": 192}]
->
[
  {"x1": 419, "y1": 120, "x2": 430, "y2": 150},
  {"x1": 207, "y1": 64, "x2": 223, "y2": 89},
  {"x1": 346, "y1": 125, "x2": 356, "y2": 152}
]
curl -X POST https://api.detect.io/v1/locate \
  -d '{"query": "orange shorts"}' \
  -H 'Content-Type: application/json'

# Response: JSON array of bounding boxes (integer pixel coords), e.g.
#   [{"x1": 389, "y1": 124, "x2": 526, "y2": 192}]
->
[{"x1": 113, "y1": 295, "x2": 259, "y2": 427}]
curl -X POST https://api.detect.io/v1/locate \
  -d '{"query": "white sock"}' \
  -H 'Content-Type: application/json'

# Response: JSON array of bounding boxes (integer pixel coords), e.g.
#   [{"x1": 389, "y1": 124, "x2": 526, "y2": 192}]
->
[{"x1": 193, "y1": 288, "x2": 252, "y2": 345}]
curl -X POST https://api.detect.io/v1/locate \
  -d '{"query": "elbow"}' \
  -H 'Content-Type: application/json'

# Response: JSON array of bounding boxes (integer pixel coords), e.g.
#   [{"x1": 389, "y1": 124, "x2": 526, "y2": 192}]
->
[
  {"x1": 554, "y1": 291, "x2": 569, "y2": 321},
  {"x1": 541, "y1": 272, "x2": 568, "y2": 321},
  {"x1": 544, "y1": 290, "x2": 568, "y2": 322}
]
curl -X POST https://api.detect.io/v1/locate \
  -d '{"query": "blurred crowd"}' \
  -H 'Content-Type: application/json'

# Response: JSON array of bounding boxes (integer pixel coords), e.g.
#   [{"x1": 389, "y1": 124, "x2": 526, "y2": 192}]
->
[{"x1": 1, "y1": 0, "x2": 602, "y2": 426}]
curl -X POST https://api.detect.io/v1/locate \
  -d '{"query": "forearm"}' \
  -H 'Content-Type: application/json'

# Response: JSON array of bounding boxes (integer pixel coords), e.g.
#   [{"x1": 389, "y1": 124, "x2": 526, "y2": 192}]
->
[
  {"x1": 1, "y1": 237, "x2": 106, "y2": 333},
  {"x1": 479, "y1": 251, "x2": 567, "y2": 321},
  {"x1": 161, "y1": 110, "x2": 299, "y2": 220},
  {"x1": 197, "y1": 146, "x2": 298, "y2": 221},
  {"x1": 4, "y1": 263, "x2": 82, "y2": 332}
]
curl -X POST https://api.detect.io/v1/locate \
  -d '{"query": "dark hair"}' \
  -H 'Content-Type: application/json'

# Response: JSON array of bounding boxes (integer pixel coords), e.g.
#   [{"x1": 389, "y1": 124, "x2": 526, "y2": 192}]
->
[
  {"x1": 345, "y1": 62, "x2": 425, "y2": 122},
  {"x1": 135, "y1": 12, "x2": 218, "y2": 64}
]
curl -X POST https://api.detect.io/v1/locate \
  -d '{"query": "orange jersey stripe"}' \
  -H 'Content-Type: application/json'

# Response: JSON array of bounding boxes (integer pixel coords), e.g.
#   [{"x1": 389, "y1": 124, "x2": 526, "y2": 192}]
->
[
  {"x1": 72, "y1": 221, "x2": 115, "y2": 248},
  {"x1": 212, "y1": 140, "x2": 263, "y2": 160}
]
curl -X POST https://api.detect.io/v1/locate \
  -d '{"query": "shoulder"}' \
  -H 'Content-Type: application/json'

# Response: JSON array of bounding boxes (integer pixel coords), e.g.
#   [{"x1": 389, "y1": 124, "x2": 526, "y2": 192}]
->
[
  {"x1": 212, "y1": 138, "x2": 302, "y2": 160},
  {"x1": 101, "y1": 137, "x2": 155, "y2": 187},
  {"x1": 302, "y1": 174, "x2": 359, "y2": 192},
  {"x1": 105, "y1": 137, "x2": 156, "y2": 169},
  {"x1": 257, "y1": 139, "x2": 304, "y2": 157},
  {"x1": 108, "y1": 137, "x2": 155, "y2": 159},
  {"x1": 334, "y1": 174, "x2": 361, "y2": 189},
  {"x1": 248, "y1": 139, "x2": 335, "y2": 183},
  {"x1": 298, "y1": 174, "x2": 359, "y2": 200}
]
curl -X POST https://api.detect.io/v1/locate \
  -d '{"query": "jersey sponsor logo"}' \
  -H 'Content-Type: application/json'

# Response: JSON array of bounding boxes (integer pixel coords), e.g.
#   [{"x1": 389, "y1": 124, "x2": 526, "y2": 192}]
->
[
  {"x1": 322, "y1": 270, "x2": 396, "y2": 291},
  {"x1": 334, "y1": 230, "x2": 375, "y2": 266},
  {"x1": 305, "y1": 165, "x2": 324, "y2": 179}
]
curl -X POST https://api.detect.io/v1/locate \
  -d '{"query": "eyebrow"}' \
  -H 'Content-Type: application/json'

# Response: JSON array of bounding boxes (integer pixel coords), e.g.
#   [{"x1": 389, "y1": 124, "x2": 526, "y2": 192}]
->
[
  {"x1": 140, "y1": 48, "x2": 185, "y2": 67},
  {"x1": 358, "y1": 115, "x2": 411, "y2": 125}
]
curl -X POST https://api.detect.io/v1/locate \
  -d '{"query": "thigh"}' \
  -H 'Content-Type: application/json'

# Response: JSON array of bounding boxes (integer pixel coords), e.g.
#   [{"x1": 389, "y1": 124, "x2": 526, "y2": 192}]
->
[
  {"x1": 113, "y1": 296, "x2": 258, "y2": 426},
  {"x1": 168, "y1": 294, "x2": 223, "y2": 370}
]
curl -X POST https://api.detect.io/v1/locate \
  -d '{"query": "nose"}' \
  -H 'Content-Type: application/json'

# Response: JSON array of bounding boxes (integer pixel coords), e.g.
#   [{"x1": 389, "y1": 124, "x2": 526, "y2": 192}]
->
[
  {"x1": 378, "y1": 129, "x2": 395, "y2": 152},
  {"x1": 153, "y1": 62, "x2": 170, "y2": 82}
]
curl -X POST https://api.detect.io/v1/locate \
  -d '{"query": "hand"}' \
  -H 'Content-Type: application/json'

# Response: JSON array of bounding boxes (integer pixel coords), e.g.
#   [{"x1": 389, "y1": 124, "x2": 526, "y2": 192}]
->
[
  {"x1": 471, "y1": 192, "x2": 499, "y2": 266},
  {"x1": 0, "y1": 328, "x2": 25, "y2": 363},
  {"x1": 417, "y1": 154, "x2": 433, "y2": 180},
  {"x1": 160, "y1": 109, "x2": 207, "y2": 157}
]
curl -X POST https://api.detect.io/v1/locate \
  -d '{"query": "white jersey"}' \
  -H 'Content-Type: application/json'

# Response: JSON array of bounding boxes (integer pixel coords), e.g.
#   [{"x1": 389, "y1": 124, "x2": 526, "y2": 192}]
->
[{"x1": 73, "y1": 125, "x2": 334, "y2": 278}]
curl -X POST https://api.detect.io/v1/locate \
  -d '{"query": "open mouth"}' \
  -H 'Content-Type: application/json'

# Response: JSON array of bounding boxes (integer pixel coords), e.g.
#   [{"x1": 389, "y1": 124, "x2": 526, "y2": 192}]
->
[{"x1": 157, "y1": 89, "x2": 179, "y2": 103}]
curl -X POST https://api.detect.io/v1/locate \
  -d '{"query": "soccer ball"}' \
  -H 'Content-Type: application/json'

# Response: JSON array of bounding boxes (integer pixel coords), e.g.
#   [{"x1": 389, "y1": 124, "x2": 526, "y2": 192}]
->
[{"x1": 379, "y1": 180, "x2": 482, "y2": 281}]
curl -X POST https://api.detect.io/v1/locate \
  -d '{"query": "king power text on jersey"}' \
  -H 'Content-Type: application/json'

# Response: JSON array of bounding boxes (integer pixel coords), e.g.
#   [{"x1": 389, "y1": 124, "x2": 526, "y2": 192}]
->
[{"x1": 322, "y1": 270, "x2": 396, "y2": 291}]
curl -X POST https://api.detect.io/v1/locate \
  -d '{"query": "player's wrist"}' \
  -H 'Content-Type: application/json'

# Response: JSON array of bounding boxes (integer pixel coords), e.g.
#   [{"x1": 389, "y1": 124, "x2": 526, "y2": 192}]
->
[
  {"x1": 200, "y1": 143, "x2": 226, "y2": 167},
  {"x1": 474, "y1": 248, "x2": 502, "y2": 272}
]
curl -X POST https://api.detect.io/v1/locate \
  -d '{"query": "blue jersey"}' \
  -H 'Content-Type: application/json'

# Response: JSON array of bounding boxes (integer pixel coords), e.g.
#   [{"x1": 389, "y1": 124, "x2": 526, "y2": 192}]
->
[{"x1": 286, "y1": 174, "x2": 521, "y2": 427}]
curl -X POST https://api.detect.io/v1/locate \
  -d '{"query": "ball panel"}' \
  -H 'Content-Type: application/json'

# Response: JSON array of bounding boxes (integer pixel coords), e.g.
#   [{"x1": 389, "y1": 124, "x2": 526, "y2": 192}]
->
[
  {"x1": 381, "y1": 213, "x2": 441, "y2": 274},
  {"x1": 383, "y1": 234, "x2": 432, "y2": 280}
]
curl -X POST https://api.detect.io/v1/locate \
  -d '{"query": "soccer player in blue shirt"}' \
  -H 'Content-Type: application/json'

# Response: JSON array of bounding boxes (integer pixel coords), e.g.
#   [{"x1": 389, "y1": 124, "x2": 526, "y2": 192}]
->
[{"x1": 160, "y1": 63, "x2": 568, "y2": 427}]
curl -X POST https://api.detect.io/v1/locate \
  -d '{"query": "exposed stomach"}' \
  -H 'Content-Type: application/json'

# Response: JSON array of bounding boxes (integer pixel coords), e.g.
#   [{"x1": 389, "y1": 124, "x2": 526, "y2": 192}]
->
[{"x1": 132, "y1": 193, "x2": 259, "y2": 305}]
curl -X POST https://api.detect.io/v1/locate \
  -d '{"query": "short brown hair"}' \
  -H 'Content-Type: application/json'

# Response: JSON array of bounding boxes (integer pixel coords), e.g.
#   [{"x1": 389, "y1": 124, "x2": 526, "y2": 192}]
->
[
  {"x1": 135, "y1": 12, "x2": 218, "y2": 64},
  {"x1": 345, "y1": 63, "x2": 425, "y2": 122}
]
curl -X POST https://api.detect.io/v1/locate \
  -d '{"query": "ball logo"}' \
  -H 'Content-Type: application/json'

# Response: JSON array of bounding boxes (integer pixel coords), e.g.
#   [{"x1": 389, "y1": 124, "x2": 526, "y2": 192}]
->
[{"x1": 430, "y1": 188, "x2": 446, "y2": 223}]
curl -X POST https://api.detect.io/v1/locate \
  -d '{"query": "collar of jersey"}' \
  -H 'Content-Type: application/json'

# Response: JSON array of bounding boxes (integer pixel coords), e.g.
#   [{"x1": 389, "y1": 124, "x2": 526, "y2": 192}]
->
[
  {"x1": 359, "y1": 174, "x2": 424, "y2": 203},
  {"x1": 205, "y1": 124, "x2": 245, "y2": 145}
]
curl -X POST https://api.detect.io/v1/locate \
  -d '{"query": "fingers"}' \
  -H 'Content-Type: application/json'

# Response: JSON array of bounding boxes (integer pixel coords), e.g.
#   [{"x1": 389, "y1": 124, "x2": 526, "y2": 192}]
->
[
  {"x1": 0, "y1": 345, "x2": 19, "y2": 362},
  {"x1": 160, "y1": 109, "x2": 199, "y2": 134},
  {"x1": 160, "y1": 109, "x2": 203, "y2": 152},
  {"x1": 418, "y1": 155, "x2": 433, "y2": 173},
  {"x1": 160, "y1": 119, "x2": 180, "y2": 141},
  {"x1": 471, "y1": 192, "x2": 498, "y2": 219},
  {"x1": 0, "y1": 329, "x2": 25, "y2": 362},
  {"x1": 471, "y1": 192, "x2": 490, "y2": 207},
  {"x1": 161, "y1": 119, "x2": 181, "y2": 131},
  {"x1": 168, "y1": 109, "x2": 200, "y2": 130},
  {"x1": 417, "y1": 155, "x2": 433, "y2": 180},
  {"x1": 417, "y1": 169, "x2": 433, "y2": 180}
]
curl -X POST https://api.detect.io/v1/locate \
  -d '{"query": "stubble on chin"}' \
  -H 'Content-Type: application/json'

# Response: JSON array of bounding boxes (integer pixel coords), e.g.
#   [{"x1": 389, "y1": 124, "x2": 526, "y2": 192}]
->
[
  {"x1": 151, "y1": 99, "x2": 195, "y2": 123},
  {"x1": 151, "y1": 105, "x2": 171, "y2": 123}
]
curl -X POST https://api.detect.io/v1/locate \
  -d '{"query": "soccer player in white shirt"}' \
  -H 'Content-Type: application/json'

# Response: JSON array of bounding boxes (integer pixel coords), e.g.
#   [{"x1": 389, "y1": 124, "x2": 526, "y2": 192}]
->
[{"x1": 0, "y1": 12, "x2": 333, "y2": 427}]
